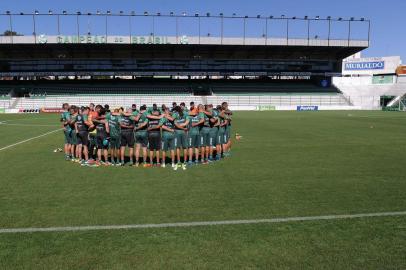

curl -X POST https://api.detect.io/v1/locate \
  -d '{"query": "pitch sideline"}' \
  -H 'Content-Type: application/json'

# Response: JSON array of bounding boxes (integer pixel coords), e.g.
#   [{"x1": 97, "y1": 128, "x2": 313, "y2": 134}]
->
[
  {"x1": 0, "y1": 128, "x2": 61, "y2": 152},
  {"x1": 0, "y1": 211, "x2": 405, "y2": 234}
]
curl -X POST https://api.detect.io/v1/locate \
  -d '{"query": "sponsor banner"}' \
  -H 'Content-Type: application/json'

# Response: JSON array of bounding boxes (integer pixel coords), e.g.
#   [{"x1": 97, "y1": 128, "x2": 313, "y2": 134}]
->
[
  {"x1": 345, "y1": 61, "x2": 384, "y2": 71},
  {"x1": 343, "y1": 56, "x2": 401, "y2": 76},
  {"x1": 256, "y1": 105, "x2": 276, "y2": 111},
  {"x1": 0, "y1": 108, "x2": 5, "y2": 114},
  {"x1": 297, "y1": 106, "x2": 319, "y2": 111},
  {"x1": 396, "y1": 66, "x2": 406, "y2": 76},
  {"x1": 40, "y1": 108, "x2": 65, "y2": 113},
  {"x1": 372, "y1": 75, "x2": 394, "y2": 84}
]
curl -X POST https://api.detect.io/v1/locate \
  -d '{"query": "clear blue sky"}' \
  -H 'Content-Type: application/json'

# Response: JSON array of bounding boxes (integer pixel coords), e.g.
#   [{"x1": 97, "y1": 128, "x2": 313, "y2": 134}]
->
[{"x1": 0, "y1": 0, "x2": 404, "y2": 62}]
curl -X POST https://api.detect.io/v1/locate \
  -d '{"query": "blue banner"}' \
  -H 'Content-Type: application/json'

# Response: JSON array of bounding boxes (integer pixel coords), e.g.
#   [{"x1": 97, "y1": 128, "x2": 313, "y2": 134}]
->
[
  {"x1": 297, "y1": 106, "x2": 319, "y2": 111},
  {"x1": 344, "y1": 61, "x2": 385, "y2": 71}
]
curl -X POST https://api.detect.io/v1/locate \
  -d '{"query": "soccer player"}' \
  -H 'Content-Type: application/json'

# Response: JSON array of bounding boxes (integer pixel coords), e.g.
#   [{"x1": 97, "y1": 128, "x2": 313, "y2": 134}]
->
[
  {"x1": 107, "y1": 108, "x2": 121, "y2": 166},
  {"x1": 60, "y1": 103, "x2": 71, "y2": 160},
  {"x1": 199, "y1": 105, "x2": 213, "y2": 164},
  {"x1": 68, "y1": 106, "x2": 79, "y2": 162},
  {"x1": 88, "y1": 103, "x2": 99, "y2": 160},
  {"x1": 187, "y1": 104, "x2": 204, "y2": 165},
  {"x1": 160, "y1": 107, "x2": 176, "y2": 168},
  {"x1": 173, "y1": 106, "x2": 189, "y2": 170},
  {"x1": 208, "y1": 104, "x2": 221, "y2": 161},
  {"x1": 222, "y1": 102, "x2": 233, "y2": 156},
  {"x1": 218, "y1": 106, "x2": 229, "y2": 157},
  {"x1": 119, "y1": 108, "x2": 135, "y2": 166},
  {"x1": 133, "y1": 105, "x2": 149, "y2": 167},
  {"x1": 147, "y1": 107, "x2": 162, "y2": 167},
  {"x1": 93, "y1": 107, "x2": 110, "y2": 165},
  {"x1": 75, "y1": 106, "x2": 91, "y2": 165}
]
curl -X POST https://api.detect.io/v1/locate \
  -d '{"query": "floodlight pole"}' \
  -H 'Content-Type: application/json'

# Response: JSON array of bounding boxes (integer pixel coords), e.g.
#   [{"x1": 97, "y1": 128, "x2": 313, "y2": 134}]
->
[
  {"x1": 220, "y1": 15, "x2": 224, "y2": 45},
  {"x1": 198, "y1": 16, "x2": 201, "y2": 44},
  {"x1": 105, "y1": 15, "x2": 108, "y2": 43},
  {"x1": 152, "y1": 16, "x2": 155, "y2": 39},
  {"x1": 129, "y1": 16, "x2": 132, "y2": 42},
  {"x1": 307, "y1": 19, "x2": 310, "y2": 46},
  {"x1": 243, "y1": 17, "x2": 246, "y2": 45},
  {"x1": 32, "y1": 14, "x2": 37, "y2": 44},
  {"x1": 57, "y1": 14, "x2": 60, "y2": 36},
  {"x1": 265, "y1": 18, "x2": 268, "y2": 45},
  {"x1": 328, "y1": 19, "x2": 331, "y2": 46},
  {"x1": 348, "y1": 20, "x2": 351, "y2": 47},
  {"x1": 76, "y1": 14, "x2": 80, "y2": 41},
  {"x1": 176, "y1": 17, "x2": 179, "y2": 44},
  {"x1": 8, "y1": 14, "x2": 13, "y2": 43},
  {"x1": 367, "y1": 20, "x2": 371, "y2": 47},
  {"x1": 286, "y1": 18, "x2": 289, "y2": 45}
]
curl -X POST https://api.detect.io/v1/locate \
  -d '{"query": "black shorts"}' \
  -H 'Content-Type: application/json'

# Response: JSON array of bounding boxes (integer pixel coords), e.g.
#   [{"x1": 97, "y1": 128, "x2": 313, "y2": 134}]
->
[
  {"x1": 148, "y1": 132, "x2": 161, "y2": 151},
  {"x1": 96, "y1": 135, "x2": 109, "y2": 150},
  {"x1": 120, "y1": 130, "x2": 135, "y2": 147},
  {"x1": 77, "y1": 131, "x2": 89, "y2": 146}
]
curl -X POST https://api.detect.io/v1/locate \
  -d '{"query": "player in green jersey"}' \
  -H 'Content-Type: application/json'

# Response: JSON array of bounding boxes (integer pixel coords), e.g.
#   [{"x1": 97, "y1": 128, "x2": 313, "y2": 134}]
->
[
  {"x1": 147, "y1": 107, "x2": 163, "y2": 167},
  {"x1": 160, "y1": 107, "x2": 176, "y2": 168},
  {"x1": 173, "y1": 106, "x2": 189, "y2": 170},
  {"x1": 187, "y1": 104, "x2": 204, "y2": 165},
  {"x1": 68, "y1": 106, "x2": 79, "y2": 162},
  {"x1": 74, "y1": 106, "x2": 91, "y2": 165},
  {"x1": 60, "y1": 103, "x2": 72, "y2": 160},
  {"x1": 207, "y1": 104, "x2": 220, "y2": 161},
  {"x1": 200, "y1": 105, "x2": 213, "y2": 164},
  {"x1": 107, "y1": 108, "x2": 121, "y2": 166},
  {"x1": 133, "y1": 105, "x2": 149, "y2": 167},
  {"x1": 119, "y1": 108, "x2": 135, "y2": 166}
]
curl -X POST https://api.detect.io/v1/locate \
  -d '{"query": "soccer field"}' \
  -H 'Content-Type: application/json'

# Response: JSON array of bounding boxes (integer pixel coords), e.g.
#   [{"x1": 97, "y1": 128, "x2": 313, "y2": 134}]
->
[{"x1": 0, "y1": 111, "x2": 405, "y2": 269}]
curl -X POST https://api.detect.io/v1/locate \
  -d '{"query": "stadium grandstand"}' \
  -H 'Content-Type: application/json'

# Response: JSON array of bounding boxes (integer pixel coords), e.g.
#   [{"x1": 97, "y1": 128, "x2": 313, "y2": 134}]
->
[{"x1": 0, "y1": 12, "x2": 372, "y2": 112}]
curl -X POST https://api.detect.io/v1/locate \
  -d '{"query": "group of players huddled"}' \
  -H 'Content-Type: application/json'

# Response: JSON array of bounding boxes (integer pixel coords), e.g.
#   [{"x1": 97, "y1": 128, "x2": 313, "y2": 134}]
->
[{"x1": 60, "y1": 101, "x2": 232, "y2": 170}]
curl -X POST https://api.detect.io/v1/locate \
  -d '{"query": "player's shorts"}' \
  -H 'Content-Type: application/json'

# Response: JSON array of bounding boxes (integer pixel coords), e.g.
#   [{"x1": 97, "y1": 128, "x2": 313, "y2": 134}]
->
[
  {"x1": 96, "y1": 135, "x2": 109, "y2": 150},
  {"x1": 199, "y1": 127, "x2": 211, "y2": 147},
  {"x1": 109, "y1": 135, "x2": 120, "y2": 149},
  {"x1": 162, "y1": 132, "x2": 175, "y2": 151},
  {"x1": 148, "y1": 131, "x2": 161, "y2": 151},
  {"x1": 69, "y1": 130, "x2": 78, "y2": 145},
  {"x1": 217, "y1": 129, "x2": 226, "y2": 145},
  {"x1": 135, "y1": 131, "x2": 148, "y2": 148},
  {"x1": 77, "y1": 131, "x2": 89, "y2": 146},
  {"x1": 63, "y1": 129, "x2": 71, "y2": 144},
  {"x1": 120, "y1": 130, "x2": 135, "y2": 147},
  {"x1": 225, "y1": 126, "x2": 231, "y2": 142},
  {"x1": 188, "y1": 133, "x2": 200, "y2": 148},
  {"x1": 209, "y1": 127, "x2": 219, "y2": 147},
  {"x1": 174, "y1": 130, "x2": 188, "y2": 149}
]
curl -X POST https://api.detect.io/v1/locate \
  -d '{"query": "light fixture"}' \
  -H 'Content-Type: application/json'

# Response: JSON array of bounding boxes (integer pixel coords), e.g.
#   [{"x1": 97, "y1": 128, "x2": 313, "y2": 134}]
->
[
  {"x1": 327, "y1": 16, "x2": 331, "y2": 20},
  {"x1": 304, "y1": 16, "x2": 308, "y2": 20},
  {"x1": 77, "y1": 11, "x2": 81, "y2": 15},
  {"x1": 350, "y1": 17, "x2": 355, "y2": 21},
  {"x1": 206, "y1": 12, "x2": 210, "y2": 17},
  {"x1": 144, "y1": 11, "x2": 148, "y2": 16},
  {"x1": 20, "y1": 12, "x2": 24, "y2": 15},
  {"x1": 131, "y1": 11, "x2": 135, "y2": 16},
  {"x1": 87, "y1": 12, "x2": 91, "y2": 15},
  {"x1": 6, "y1": 11, "x2": 10, "y2": 15},
  {"x1": 119, "y1": 11, "x2": 123, "y2": 15},
  {"x1": 338, "y1": 17, "x2": 342, "y2": 21},
  {"x1": 281, "y1": 15, "x2": 285, "y2": 18},
  {"x1": 219, "y1": 13, "x2": 224, "y2": 17},
  {"x1": 292, "y1": 16, "x2": 296, "y2": 19},
  {"x1": 195, "y1": 13, "x2": 199, "y2": 17},
  {"x1": 157, "y1": 12, "x2": 161, "y2": 16},
  {"x1": 315, "y1": 16, "x2": 320, "y2": 20},
  {"x1": 361, "y1": 18, "x2": 365, "y2": 21},
  {"x1": 270, "y1": 15, "x2": 274, "y2": 19},
  {"x1": 96, "y1": 10, "x2": 100, "y2": 15},
  {"x1": 63, "y1": 10, "x2": 67, "y2": 15},
  {"x1": 170, "y1": 12, "x2": 174, "y2": 16},
  {"x1": 48, "y1": 10, "x2": 53, "y2": 15},
  {"x1": 232, "y1": 13, "x2": 236, "y2": 16},
  {"x1": 257, "y1": 15, "x2": 261, "y2": 18},
  {"x1": 35, "y1": 10, "x2": 39, "y2": 15},
  {"x1": 244, "y1": 15, "x2": 248, "y2": 18},
  {"x1": 107, "y1": 10, "x2": 111, "y2": 15},
  {"x1": 182, "y1": 12, "x2": 187, "y2": 16}
]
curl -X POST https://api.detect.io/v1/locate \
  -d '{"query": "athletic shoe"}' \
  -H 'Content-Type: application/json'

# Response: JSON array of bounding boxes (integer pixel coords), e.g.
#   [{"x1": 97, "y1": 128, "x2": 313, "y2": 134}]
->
[
  {"x1": 65, "y1": 155, "x2": 71, "y2": 161},
  {"x1": 171, "y1": 163, "x2": 176, "y2": 168},
  {"x1": 202, "y1": 160, "x2": 209, "y2": 165},
  {"x1": 173, "y1": 164, "x2": 178, "y2": 171},
  {"x1": 156, "y1": 163, "x2": 161, "y2": 167},
  {"x1": 143, "y1": 163, "x2": 152, "y2": 168},
  {"x1": 126, "y1": 162, "x2": 133, "y2": 167},
  {"x1": 182, "y1": 163, "x2": 187, "y2": 170},
  {"x1": 135, "y1": 162, "x2": 139, "y2": 167},
  {"x1": 162, "y1": 163, "x2": 166, "y2": 168},
  {"x1": 104, "y1": 161, "x2": 112, "y2": 166}
]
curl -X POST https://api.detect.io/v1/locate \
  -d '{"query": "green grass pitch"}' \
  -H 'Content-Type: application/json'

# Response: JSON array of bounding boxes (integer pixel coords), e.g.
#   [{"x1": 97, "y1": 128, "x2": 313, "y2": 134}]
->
[{"x1": 0, "y1": 111, "x2": 405, "y2": 269}]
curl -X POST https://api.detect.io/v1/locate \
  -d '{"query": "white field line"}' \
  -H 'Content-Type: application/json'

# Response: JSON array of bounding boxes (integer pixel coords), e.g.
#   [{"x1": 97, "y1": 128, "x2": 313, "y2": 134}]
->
[
  {"x1": 0, "y1": 123, "x2": 59, "y2": 127},
  {"x1": 0, "y1": 116, "x2": 52, "y2": 123},
  {"x1": 0, "y1": 128, "x2": 61, "y2": 152},
  {"x1": 1, "y1": 211, "x2": 405, "y2": 234}
]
